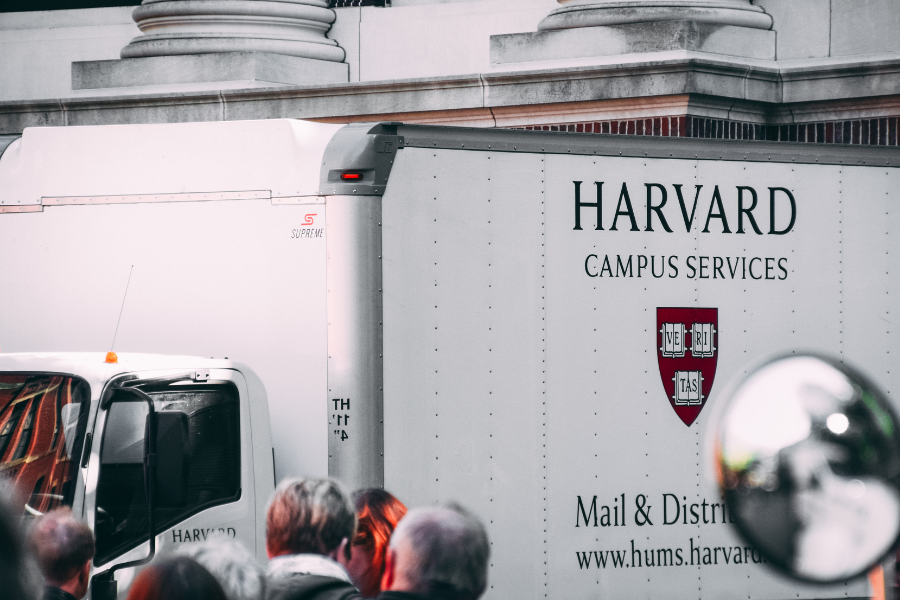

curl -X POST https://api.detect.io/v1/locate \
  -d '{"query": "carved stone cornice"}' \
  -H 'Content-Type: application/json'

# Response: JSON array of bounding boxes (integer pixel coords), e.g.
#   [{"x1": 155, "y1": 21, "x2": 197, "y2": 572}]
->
[{"x1": 3, "y1": 55, "x2": 900, "y2": 134}]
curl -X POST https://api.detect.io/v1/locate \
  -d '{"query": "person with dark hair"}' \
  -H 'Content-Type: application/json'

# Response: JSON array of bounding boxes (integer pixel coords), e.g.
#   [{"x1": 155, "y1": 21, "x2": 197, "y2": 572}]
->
[
  {"x1": 0, "y1": 488, "x2": 41, "y2": 600},
  {"x1": 126, "y1": 555, "x2": 228, "y2": 600},
  {"x1": 28, "y1": 507, "x2": 94, "y2": 600},
  {"x1": 176, "y1": 539, "x2": 265, "y2": 600},
  {"x1": 378, "y1": 504, "x2": 489, "y2": 600},
  {"x1": 338, "y1": 489, "x2": 406, "y2": 598},
  {"x1": 264, "y1": 477, "x2": 360, "y2": 600}
]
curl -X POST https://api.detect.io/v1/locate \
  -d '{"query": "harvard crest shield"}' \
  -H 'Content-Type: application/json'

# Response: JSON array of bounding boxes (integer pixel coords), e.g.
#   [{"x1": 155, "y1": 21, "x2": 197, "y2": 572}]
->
[{"x1": 656, "y1": 307, "x2": 718, "y2": 426}]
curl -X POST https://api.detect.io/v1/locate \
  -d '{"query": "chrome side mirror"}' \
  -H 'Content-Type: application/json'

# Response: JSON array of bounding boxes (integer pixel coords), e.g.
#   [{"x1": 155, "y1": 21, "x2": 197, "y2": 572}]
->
[{"x1": 715, "y1": 354, "x2": 900, "y2": 583}]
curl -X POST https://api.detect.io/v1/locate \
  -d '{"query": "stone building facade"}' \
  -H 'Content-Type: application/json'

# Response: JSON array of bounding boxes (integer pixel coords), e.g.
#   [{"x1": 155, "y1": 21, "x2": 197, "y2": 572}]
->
[{"x1": 0, "y1": 0, "x2": 899, "y2": 147}]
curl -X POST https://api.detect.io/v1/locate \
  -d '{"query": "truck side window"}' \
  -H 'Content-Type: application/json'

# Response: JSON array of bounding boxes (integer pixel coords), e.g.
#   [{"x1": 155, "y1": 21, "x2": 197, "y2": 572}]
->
[
  {"x1": 0, "y1": 375, "x2": 91, "y2": 516},
  {"x1": 94, "y1": 381, "x2": 240, "y2": 565}
]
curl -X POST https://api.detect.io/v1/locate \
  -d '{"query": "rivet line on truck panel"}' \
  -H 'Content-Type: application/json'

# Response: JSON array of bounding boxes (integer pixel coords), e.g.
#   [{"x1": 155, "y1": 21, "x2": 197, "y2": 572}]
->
[
  {"x1": 40, "y1": 190, "x2": 270, "y2": 205},
  {"x1": 539, "y1": 154, "x2": 548, "y2": 596},
  {"x1": 485, "y1": 157, "x2": 495, "y2": 538},
  {"x1": 839, "y1": 168, "x2": 844, "y2": 361}
]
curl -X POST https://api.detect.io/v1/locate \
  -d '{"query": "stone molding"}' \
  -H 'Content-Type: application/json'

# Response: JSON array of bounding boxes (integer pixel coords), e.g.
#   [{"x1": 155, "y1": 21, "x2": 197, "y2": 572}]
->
[
  {"x1": 539, "y1": 0, "x2": 773, "y2": 32},
  {"x1": 480, "y1": 57, "x2": 783, "y2": 107},
  {"x1": 121, "y1": 0, "x2": 344, "y2": 61},
  {"x1": 3, "y1": 55, "x2": 900, "y2": 134},
  {"x1": 492, "y1": 21, "x2": 775, "y2": 64},
  {"x1": 779, "y1": 58, "x2": 900, "y2": 104},
  {"x1": 782, "y1": 95, "x2": 900, "y2": 125},
  {"x1": 73, "y1": 52, "x2": 349, "y2": 90}
]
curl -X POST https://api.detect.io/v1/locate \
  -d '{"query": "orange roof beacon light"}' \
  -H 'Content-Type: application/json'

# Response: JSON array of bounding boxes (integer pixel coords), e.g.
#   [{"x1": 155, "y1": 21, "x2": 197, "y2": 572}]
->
[
  {"x1": 340, "y1": 172, "x2": 363, "y2": 180},
  {"x1": 105, "y1": 352, "x2": 118, "y2": 364}
]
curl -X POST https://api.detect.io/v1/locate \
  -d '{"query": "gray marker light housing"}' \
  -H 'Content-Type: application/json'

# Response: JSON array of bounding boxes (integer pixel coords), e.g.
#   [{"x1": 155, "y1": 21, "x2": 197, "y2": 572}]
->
[{"x1": 319, "y1": 122, "x2": 402, "y2": 196}]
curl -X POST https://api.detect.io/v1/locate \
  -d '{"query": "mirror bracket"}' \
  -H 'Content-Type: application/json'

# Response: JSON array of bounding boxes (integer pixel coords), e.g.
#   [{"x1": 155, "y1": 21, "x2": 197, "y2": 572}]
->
[{"x1": 90, "y1": 571, "x2": 118, "y2": 600}]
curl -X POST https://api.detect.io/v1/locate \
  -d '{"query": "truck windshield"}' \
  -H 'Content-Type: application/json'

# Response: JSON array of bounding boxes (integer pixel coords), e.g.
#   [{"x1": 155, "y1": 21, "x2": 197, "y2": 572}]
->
[
  {"x1": 95, "y1": 381, "x2": 240, "y2": 565},
  {"x1": 0, "y1": 374, "x2": 90, "y2": 515}
]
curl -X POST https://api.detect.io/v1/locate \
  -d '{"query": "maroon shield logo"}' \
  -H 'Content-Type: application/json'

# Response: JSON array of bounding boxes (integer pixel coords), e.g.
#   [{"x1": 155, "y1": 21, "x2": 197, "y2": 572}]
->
[{"x1": 657, "y1": 308, "x2": 718, "y2": 426}]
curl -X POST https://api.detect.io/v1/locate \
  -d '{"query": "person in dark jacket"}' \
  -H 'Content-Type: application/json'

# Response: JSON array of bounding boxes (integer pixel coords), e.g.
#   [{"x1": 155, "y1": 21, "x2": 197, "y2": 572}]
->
[
  {"x1": 0, "y1": 488, "x2": 41, "y2": 600},
  {"x1": 176, "y1": 538, "x2": 266, "y2": 600},
  {"x1": 264, "y1": 478, "x2": 360, "y2": 600},
  {"x1": 377, "y1": 504, "x2": 489, "y2": 600},
  {"x1": 28, "y1": 507, "x2": 94, "y2": 600},
  {"x1": 126, "y1": 555, "x2": 228, "y2": 600}
]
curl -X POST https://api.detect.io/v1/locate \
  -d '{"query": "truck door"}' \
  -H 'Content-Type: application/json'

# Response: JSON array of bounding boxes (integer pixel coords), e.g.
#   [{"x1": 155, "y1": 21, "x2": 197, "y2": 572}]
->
[{"x1": 84, "y1": 369, "x2": 257, "y2": 589}]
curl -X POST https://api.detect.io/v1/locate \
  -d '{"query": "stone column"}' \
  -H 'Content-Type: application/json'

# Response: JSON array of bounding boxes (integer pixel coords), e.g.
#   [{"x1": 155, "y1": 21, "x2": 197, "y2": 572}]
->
[
  {"x1": 539, "y1": 0, "x2": 772, "y2": 31},
  {"x1": 121, "y1": 0, "x2": 344, "y2": 61}
]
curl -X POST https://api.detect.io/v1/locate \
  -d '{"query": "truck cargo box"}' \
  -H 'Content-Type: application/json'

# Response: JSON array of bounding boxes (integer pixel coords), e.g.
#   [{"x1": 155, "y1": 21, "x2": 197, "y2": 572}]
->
[{"x1": 0, "y1": 120, "x2": 898, "y2": 599}]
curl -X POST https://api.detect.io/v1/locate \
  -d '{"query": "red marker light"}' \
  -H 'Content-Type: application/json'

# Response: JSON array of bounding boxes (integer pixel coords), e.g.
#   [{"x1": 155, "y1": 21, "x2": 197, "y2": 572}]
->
[
  {"x1": 340, "y1": 173, "x2": 363, "y2": 180},
  {"x1": 105, "y1": 352, "x2": 118, "y2": 364}
]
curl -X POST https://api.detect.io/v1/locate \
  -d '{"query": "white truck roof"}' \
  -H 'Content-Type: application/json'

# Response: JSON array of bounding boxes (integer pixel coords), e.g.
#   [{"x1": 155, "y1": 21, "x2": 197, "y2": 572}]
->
[
  {"x1": 0, "y1": 119, "x2": 344, "y2": 208},
  {"x1": 0, "y1": 352, "x2": 237, "y2": 392}
]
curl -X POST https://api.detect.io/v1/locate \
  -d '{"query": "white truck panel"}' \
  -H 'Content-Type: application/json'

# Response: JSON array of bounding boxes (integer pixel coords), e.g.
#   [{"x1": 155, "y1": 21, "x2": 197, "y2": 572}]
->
[
  {"x1": 0, "y1": 199, "x2": 328, "y2": 479},
  {"x1": 382, "y1": 136, "x2": 899, "y2": 599},
  {"x1": 843, "y1": 165, "x2": 900, "y2": 393},
  {"x1": 540, "y1": 156, "x2": 849, "y2": 599},
  {"x1": 383, "y1": 147, "x2": 549, "y2": 597}
]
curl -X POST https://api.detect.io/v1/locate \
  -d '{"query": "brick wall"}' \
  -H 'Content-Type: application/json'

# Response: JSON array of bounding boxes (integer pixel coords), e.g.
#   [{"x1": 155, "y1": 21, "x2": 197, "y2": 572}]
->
[{"x1": 517, "y1": 116, "x2": 900, "y2": 145}]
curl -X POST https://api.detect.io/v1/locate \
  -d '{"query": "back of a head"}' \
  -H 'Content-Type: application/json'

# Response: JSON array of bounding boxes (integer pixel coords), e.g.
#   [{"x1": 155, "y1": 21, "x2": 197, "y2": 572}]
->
[
  {"x1": 176, "y1": 539, "x2": 265, "y2": 600},
  {"x1": 391, "y1": 505, "x2": 490, "y2": 600},
  {"x1": 127, "y1": 555, "x2": 228, "y2": 600},
  {"x1": 28, "y1": 507, "x2": 94, "y2": 586},
  {"x1": 266, "y1": 477, "x2": 355, "y2": 557}
]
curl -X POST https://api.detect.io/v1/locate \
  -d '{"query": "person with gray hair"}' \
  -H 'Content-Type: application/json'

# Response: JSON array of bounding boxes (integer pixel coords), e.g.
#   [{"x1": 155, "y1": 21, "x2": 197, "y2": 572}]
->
[
  {"x1": 27, "y1": 507, "x2": 95, "y2": 600},
  {"x1": 175, "y1": 539, "x2": 265, "y2": 600},
  {"x1": 377, "y1": 504, "x2": 490, "y2": 600},
  {"x1": 264, "y1": 477, "x2": 360, "y2": 600}
]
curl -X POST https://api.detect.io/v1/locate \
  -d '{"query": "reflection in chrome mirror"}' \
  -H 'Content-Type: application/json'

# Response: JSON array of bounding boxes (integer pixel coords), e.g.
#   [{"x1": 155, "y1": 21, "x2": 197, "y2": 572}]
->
[
  {"x1": 715, "y1": 354, "x2": 900, "y2": 583},
  {"x1": 100, "y1": 401, "x2": 148, "y2": 465}
]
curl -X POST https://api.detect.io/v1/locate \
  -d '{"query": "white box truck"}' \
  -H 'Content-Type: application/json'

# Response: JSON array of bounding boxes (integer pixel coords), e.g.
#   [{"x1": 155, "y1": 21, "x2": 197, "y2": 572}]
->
[{"x1": 0, "y1": 120, "x2": 897, "y2": 599}]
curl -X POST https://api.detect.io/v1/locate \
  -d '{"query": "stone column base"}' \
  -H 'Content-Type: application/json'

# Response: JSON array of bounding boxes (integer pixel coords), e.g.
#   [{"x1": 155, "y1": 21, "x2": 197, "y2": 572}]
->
[
  {"x1": 491, "y1": 20, "x2": 775, "y2": 65},
  {"x1": 73, "y1": 52, "x2": 349, "y2": 91},
  {"x1": 538, "y1": 0, "x2": 773, "y2": 32},
  {"x1": 120, "y1": 0, "x2": 344, "y2": 62}
]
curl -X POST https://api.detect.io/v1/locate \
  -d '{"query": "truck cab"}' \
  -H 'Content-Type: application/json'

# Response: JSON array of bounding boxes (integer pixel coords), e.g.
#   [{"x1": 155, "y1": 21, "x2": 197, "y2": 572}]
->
[{"x1": 0, "y1": 352, "x2": 273, "y2": 588}]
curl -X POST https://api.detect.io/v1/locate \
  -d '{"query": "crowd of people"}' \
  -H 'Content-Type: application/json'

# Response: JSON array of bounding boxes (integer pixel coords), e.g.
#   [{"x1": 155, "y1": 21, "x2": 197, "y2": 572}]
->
[{"x1": 0, "y1": 478, "x2": 490, "y2": 600}]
